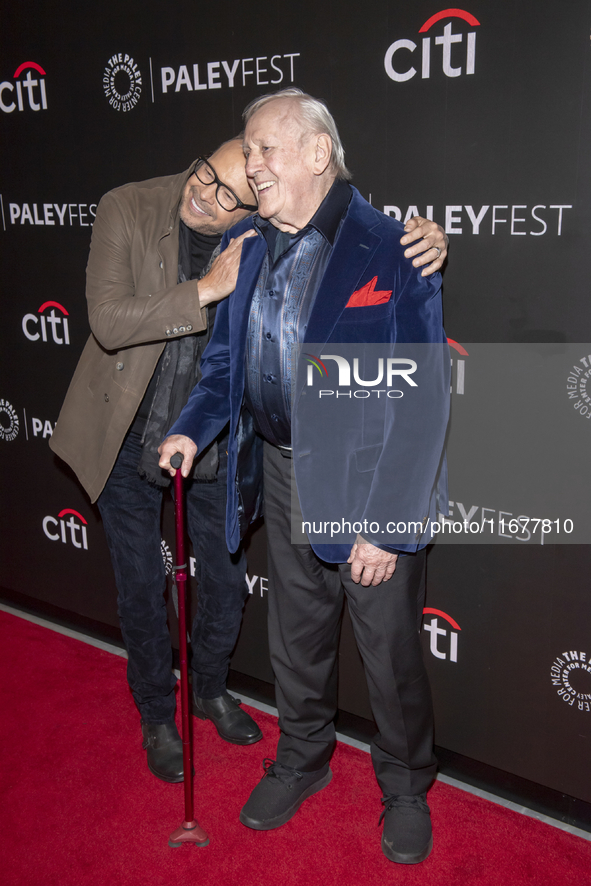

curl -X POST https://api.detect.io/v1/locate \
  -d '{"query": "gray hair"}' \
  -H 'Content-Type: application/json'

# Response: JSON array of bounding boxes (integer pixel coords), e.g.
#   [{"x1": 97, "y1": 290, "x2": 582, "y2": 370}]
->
[{"x1": 242, "y1": 88, "x2": 351, "y2": 181}]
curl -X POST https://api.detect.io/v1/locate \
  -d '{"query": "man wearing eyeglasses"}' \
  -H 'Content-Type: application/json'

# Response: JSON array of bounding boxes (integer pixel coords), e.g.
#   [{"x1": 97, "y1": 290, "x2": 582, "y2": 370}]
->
[{"x1": 51, "y1": 136, "x2": 448, "y2": 784}]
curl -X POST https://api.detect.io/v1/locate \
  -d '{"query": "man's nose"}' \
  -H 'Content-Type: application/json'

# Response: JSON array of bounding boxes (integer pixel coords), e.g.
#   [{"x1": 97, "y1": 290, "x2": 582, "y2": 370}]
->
[
  {"x1": 198, "y1": 181, "x2": 217, "y2": 204},
  {"x1": 245, "y1": 151, "x2": 262, "y2": 177}
]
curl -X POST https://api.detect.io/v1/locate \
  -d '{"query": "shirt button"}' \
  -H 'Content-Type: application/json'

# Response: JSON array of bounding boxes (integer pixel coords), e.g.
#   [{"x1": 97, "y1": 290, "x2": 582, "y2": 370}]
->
[
  {"x1": 271, "y1": 414, "x2": 279, "y2": 422},
  {"x1": 266, "y1": 332, "x2": 272, "y2": 340},
  {"x1": 116, "y1": 362, "x2": 124, "y2": 370},
  {"x1": 268, "y1": 290, "x2": 274, "y2": 297},
  {"x1": 104, "y1": 394, "x2": 109, "y2": 402},
  {"x1": 159, "y1": 261, "x2": 163, "y2": 269},
  {"x1": 266, "y1": 374, "x2": 273, "y2": 382}
]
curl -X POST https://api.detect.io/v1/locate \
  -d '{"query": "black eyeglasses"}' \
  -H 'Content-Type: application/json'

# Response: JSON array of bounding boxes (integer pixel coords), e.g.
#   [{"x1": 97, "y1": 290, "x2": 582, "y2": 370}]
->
[{"x1": 193, "y1": 156, "x2": 257, "y2": 213}]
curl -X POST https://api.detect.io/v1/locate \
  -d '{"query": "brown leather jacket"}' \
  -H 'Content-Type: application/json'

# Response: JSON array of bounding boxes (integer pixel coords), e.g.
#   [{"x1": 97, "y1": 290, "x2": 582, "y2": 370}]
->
[{"x1": 50, "y1": 163, "x2": 208, "y2": 502}]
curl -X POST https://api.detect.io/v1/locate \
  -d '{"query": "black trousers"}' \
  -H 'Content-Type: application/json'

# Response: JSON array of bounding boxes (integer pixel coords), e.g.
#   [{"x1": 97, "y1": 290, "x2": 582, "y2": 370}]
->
[
  {"x1": 263, "y1": 441, "x2": 436, "y2": 797},
  {"x1": 97, "y1": 431, "x2": 249, "y2": 723}
]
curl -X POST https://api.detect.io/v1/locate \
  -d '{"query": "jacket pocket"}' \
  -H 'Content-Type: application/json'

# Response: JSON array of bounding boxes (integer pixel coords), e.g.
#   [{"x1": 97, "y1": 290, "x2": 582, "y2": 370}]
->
[{"x1": 341, "y1": 303, "x2": 392, "y2": 323}]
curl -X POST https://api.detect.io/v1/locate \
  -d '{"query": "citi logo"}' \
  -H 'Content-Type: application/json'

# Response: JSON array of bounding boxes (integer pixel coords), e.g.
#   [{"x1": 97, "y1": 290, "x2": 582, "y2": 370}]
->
[
  {"x1": 385, "y1": 9, "x2": 480, "y2": 83},
  {"x1": 43, "y1": 508, "x2": 88, "y2": 550},
  {"x1": 306, "y1": 354, "x2": 417, "y2": 399},
  {"x1": 448, "y1": 338, "x2": 467, "y2": 395},
  {"x1": 422, "y1": 607, "x2": 461, "y2": 662},
  {"x1": 0, "y1": 62, "x2": 47, "y2": 113},
  {"x1": 22, "y1": 301, "x2": 70, "y2": 345}
]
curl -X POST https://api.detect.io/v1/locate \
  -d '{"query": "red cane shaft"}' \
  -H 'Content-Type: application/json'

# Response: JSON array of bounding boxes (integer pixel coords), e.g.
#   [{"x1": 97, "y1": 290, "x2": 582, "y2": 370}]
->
[{"x1": 174, "y1": 467, "x2": 194, "y2": 825}]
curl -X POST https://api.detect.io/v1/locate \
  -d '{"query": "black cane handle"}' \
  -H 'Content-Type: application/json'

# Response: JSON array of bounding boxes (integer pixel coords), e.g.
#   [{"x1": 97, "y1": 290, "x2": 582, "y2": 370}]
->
[{"x1": 170, "y1": 453, "x2": 183, "y2": 470}]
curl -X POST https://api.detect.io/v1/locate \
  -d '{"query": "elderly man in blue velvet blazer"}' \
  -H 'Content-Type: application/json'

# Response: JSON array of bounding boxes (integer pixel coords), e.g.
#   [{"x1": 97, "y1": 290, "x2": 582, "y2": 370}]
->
[{"x1": 160, "y1": 88, "x2": 449, "y2": 866}]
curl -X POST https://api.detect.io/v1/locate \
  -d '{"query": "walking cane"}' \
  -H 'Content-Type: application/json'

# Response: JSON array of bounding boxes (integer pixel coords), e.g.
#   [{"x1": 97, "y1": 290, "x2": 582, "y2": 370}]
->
[{"x1": 168, "y1": 452, "x2": 209, "y2": 848}]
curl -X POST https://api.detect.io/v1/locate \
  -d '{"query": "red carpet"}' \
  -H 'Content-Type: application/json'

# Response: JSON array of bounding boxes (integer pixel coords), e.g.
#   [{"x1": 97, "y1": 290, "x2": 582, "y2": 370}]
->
[{"x1": 1, "y1": 609, "x2": 589, "y2": 886}]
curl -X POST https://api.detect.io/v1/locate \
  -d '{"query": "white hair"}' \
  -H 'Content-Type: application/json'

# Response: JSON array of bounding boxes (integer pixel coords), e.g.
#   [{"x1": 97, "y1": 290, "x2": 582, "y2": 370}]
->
[{"x1": 242, "y1": 88, "x2": 352, "y2": 181}]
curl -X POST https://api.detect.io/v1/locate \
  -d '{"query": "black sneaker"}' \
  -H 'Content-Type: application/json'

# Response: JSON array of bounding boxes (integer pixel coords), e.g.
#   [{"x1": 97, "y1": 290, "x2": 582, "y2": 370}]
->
[
  {"x1": 380, "y1": 792, "x2": 433, "y2": 864},
  {"x1": 239, "y1": 758, "x2": 332, "y2": 830}
]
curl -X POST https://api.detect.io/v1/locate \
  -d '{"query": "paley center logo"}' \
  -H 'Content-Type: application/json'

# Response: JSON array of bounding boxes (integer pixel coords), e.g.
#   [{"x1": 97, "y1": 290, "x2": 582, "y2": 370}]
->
[
  {"x1": 422, "y1": 607, "x2": 460, "y2": 662},
  {"x1": 43, "y1": 508, "x2": 89, "y2": 550},
  {"x1": 161, "y1": 539, "x2": 173, "y2": 575},
  {"x1": 103, "y1": 53, "x2": 142, "y2": 112},
  {"x1": 0, "y1": 61, "x2": 48, "y2": 114},
  {"x1": 385, "y1": 8, "x2": 479, "y2": 83},
  {"x1": 550, "y1": 650, "x2": 591, "y2": 712},
  {"x1": 22, "y1": 301, "x2": 70, "y2": 345},
  {"x1": 0, "y1": 400, "x2": 55, "y2": 442},
  {"x1": 0, "y1": 399, "x2": 19, "y2": 442},
  {"x1": 565, "y1": 353, "x2": 591, "y2": 420}
]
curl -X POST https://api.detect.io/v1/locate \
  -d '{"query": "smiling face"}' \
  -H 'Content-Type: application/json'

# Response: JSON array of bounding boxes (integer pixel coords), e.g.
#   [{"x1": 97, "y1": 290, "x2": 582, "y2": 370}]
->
[
  {"x1": 179, "y1": 139, "x2": 255, "y2": 235},
  {"x1": 243, "y1": 98, "x2": 333, "y2": 233}
]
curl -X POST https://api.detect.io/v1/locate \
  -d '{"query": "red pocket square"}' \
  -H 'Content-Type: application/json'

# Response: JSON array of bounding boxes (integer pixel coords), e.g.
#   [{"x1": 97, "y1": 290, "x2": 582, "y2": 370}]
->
[{"x1": 346, "y1": 276, "x2": 392, "y2": 307}]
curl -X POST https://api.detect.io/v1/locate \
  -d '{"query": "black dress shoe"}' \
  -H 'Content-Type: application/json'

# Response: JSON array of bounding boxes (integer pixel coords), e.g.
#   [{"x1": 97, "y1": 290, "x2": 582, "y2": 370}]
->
[
  {"x1": 239, "y1": 758, "x2": 332, "y2": 830},
  {"x1": 141, "y1": 720, "x2": 184, "y2": 783},
  {"x1": 380, "y1": 793, "x2": 433, "y2": 865},
  {"x1": 192, "y1": 691, "x2": 263, "y2": 745}
]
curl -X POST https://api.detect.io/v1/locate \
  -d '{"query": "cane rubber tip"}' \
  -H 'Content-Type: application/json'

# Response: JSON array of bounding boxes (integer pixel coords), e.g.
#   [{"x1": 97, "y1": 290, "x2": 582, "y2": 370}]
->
[
  {"x1": 168, "y1": 822, "x2": 209, "y2": 847},
  {"x1": 168, "y1": 837, "x2": 210, "y2": 848}
]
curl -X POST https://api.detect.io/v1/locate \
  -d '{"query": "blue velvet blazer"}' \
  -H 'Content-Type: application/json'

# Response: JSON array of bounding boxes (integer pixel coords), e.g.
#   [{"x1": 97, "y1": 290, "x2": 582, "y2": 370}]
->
[{"x1": 169, "y1": 188, "x2": 449, "y2": 560}]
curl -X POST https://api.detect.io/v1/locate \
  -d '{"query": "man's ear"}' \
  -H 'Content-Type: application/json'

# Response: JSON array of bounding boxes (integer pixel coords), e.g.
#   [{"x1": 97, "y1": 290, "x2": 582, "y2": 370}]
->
[{"x1": 313, "y1": 134, "x2": 332, "y2": 176}]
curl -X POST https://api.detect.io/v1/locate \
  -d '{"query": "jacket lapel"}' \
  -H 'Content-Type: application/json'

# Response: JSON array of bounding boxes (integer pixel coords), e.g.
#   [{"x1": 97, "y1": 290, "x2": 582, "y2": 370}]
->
[
  {"x1": 158, "y1": 166, "x2": 193, "y2": 289},
  {"x1": 229, "y1": 233, "x2": 267, "y2": 405},
  {"x1": 230, "y1": 233, "x2": 267, "y2": 340},
  {"x1": 293, "y1": 191, "x2": 383, "y2": 411},
  {"x1": 304, "y1": 192, "x2": 382, "y2": 345}
]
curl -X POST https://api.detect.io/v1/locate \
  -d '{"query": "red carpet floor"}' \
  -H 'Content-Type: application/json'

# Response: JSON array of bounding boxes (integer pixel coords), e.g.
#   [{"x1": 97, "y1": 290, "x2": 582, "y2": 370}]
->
[{"x1": 1, "y1": 609, "x2": 590, "y2": 886}]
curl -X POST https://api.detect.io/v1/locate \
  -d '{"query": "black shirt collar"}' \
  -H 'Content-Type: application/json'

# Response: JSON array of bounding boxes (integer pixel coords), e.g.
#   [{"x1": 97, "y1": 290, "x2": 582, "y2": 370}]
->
[
  {"x1": 255, "y1": 178, "x2": 352, "y2": 260},
  {"x1": 309, "y1": 178, "x2": 352, "y2": 245}
]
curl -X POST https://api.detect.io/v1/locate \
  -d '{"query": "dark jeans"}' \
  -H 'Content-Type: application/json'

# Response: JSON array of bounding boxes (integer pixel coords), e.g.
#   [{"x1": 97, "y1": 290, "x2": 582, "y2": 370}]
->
[{"x1": 97, "y1": 431, "x2": 248, "y2": 723}]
